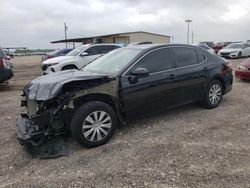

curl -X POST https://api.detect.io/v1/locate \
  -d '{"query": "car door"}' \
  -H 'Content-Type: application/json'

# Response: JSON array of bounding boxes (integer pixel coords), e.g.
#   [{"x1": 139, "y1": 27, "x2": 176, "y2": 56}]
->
[
  {"x1": 172, "y1": 47, "x2": 208, "y2": 103},
  {"x1": 120, "y1": 47, "x2": 179, "y2": 117}
]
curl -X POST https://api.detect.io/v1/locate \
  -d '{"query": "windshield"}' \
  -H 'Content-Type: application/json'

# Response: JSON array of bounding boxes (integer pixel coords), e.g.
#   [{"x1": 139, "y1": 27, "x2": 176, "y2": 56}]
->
[
  {"x1": 225, "y1": 43, "x2": 243, "y2": 49},
  {"x1": 66, "y1": 45, "x2": 89, "y2": 56},
  {"x1": 83, "y1": 48, "x2": 142, "y2": 75}
]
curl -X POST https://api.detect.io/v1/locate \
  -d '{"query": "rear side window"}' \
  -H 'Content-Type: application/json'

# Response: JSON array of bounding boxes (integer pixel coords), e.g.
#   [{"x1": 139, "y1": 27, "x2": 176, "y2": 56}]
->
[
  {"x1": 131, "y1": 48, "x2": 173, "y2": 73},
  {"x1": 173, "y1": 47, "x2": 198, "y2": 67}
]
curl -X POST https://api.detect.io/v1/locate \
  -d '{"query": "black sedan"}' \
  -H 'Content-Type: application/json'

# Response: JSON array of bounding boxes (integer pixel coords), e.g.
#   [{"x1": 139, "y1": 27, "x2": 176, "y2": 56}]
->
[{"x1": 16, "y1": 44, "x2": 233, "y2": 156}]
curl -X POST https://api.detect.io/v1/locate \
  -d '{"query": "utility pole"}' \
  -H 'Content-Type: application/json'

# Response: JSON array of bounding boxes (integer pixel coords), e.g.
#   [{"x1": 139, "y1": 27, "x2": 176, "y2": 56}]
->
[
  {"x1": 171, "y1": 36, "x2": 174, "y2": 44},
  {"x1": 192, "y1": 30, "x2": 194, "y2": 44},
  {"x1": 64, "y1": 22, "x2": 68, "y2": 48},
  {"x1": 185, "y1": 19, "x2": 192, "y2": 44}
]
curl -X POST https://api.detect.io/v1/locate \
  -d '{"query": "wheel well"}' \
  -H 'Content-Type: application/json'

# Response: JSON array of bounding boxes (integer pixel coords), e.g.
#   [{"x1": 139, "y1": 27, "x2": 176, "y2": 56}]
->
[
  {"x1": 73, "y1": 93, "x2": 117, "y2": 112},
  {"x1": 62, "y1": 64, "x2": 78, "y2": 70},
  {"x1": 213, "y1": 77, "x2": 225, "y2": 94}
]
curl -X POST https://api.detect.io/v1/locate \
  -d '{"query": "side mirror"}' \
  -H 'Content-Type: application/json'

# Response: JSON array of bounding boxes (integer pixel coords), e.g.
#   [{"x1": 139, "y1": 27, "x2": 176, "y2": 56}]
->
[
  {"x1": 131, "y1": 68, "x2": 149, "y2": 77},
  {"x1": 80, "y1": 52, "x2": 88, "y2": 56}
]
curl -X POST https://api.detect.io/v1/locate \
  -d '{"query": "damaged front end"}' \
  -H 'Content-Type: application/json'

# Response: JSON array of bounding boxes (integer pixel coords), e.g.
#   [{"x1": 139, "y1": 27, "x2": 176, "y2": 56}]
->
[
  {"x1": 14, "y1": 70, "x2": 119, "y2": 158},
  {"x1": 15, "y1": 92, "x2": 74, "y2": 159}
]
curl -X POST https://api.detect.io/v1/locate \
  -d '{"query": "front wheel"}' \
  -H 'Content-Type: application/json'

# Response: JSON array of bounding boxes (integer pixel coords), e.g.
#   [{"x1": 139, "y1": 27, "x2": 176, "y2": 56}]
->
[
  {"x1": 70, "y1": 101, "x2": 117, "y2": 147},
  {"x1": 203, "y1": 80, "x2": 223, "y2": 109}
]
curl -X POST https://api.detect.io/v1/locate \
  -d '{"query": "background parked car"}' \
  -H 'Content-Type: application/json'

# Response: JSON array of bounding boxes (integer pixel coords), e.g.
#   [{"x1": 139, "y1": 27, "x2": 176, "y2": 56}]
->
[
  {"x1": 212, "y1": 42, "x2": 231, "y2": 54},
  {"x1": 42, "y1": 43, "x2": 121, "y2": 74},
  {"x1": 199, "y1": 41, "x2": 214, "y2": 48},
  {"x1": 218, "y1": 42, "x2": 250, "y2": 59},
  {"x1": 235, "y1": 58, "x2": 250, "y2": 80},
  {"x1": 41, "y1": 48, "x2": 73, "y2": 62},
  {"x1": 195, "y1": 44, "x2": 216, "y2": 55},
  {"x1": 0, "y1": 48, "x2": 14, "y2": 84}
]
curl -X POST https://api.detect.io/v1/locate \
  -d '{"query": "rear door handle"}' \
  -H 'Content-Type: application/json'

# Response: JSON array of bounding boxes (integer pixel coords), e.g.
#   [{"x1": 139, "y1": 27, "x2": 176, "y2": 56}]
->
[{"x1": 167, "y1": 74, "x2": 176, "y2": 80}]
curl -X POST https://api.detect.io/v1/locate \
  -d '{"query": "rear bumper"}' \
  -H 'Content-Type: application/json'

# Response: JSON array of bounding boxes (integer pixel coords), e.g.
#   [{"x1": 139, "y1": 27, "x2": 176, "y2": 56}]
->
[
  {"x1": 235, "y1": 70, "x2": 250, "y2": 80},
  {"x1": 223, "y1": 71, "x2": 233, "y2": 94}
]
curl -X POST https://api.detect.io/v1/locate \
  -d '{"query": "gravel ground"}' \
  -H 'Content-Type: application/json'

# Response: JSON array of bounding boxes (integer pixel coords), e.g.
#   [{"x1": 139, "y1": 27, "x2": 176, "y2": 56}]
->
[{"x1": 1, "y1": 56, "x2": 250, "y2": 187}]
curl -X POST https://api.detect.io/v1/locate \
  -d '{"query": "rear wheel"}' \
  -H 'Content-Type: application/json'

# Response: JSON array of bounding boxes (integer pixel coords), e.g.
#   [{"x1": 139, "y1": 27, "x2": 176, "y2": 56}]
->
[
  {"x1": 203, "y1": 80, "x2": 223, "y2": 109},
  {"x1": 70, "y1": 101, "x2": 117, "y2": 147},
  {"x1": 238, "y1": 52, "x2": 242, "y2": 59}
]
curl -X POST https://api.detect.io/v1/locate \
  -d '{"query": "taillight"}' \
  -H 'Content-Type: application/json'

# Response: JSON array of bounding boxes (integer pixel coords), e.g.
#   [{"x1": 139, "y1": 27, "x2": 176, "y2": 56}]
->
[
  {"x1": 0, "y1": 58, "x2": 4, "y2": 68},
  {"x1": 222, "y1": 61, "x2": 232, "y2": 73}
]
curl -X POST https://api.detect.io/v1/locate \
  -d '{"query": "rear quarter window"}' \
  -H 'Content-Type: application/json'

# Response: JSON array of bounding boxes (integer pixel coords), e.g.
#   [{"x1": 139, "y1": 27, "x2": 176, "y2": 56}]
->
[{"x1": 196, "y1": 51, "x2": 206, "y2": 63}]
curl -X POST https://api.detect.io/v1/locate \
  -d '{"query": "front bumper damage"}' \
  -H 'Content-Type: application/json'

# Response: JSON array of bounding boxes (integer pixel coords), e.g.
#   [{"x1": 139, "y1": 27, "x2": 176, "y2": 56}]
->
[{"x1": 14, "y1": 97, "x2": 72, "y2": 159}]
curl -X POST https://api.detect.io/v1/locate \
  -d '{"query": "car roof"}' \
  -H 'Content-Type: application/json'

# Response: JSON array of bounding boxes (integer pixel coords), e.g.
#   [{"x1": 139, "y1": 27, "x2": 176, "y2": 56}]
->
[
  {"x1": 125, "y1": 43, "x2": 203, "y2": 51},
  {"x1": 90, "y1": 43, "x2": 121, "y2": 46}
]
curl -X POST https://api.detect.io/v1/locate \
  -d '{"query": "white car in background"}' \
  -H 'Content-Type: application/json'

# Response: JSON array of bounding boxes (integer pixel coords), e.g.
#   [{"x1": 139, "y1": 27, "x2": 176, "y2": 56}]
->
[
  {"x1": 218, "y1": 42, "x2": 250, "y2": 59},
  {"x1": 42, "y1": 43, "x2": 121, "y2": 74},
  {"x1": 195, "y1": 44, "x2": 216, "y2": 55}
]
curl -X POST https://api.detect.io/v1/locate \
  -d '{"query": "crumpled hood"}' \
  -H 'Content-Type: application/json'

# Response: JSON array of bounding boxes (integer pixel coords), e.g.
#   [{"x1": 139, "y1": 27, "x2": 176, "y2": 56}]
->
[
  {"x1": 219, "y1": 48, "x2": 240, "y2": 53},
  {"x1": 42, "y1": 56, "x2": 81, "y2": 65},
  {"x1": 24, "y1": 70, "x2": 109, "y2": 101}
]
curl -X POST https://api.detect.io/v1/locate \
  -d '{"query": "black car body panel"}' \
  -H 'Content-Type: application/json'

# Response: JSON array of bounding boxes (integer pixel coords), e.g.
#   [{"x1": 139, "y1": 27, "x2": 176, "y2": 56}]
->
[
  {"x1": 0, "y1": 48, "x2": 14, "y2": 83},
  {"x1": 0, "y1": 68, "x2": 13, "y2": 83},
  {"x1": 15, "y1": 44, "x2": 233, "y2": 157}
]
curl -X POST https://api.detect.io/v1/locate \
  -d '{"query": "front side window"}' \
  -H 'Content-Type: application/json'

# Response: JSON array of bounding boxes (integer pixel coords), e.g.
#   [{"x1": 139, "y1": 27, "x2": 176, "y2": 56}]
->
[
  {"x1": 173, "y1": 47, "x2": 198, "y2": 67},
  {"x1": 85, "y1": 46, "x2": 99, "y2": 55},
  {"x1": 66, "y1": 45, "x2": 89, "y2": 56},
  {"x1": 130, "y1": 48, "x2": 172, "y2": 74}
]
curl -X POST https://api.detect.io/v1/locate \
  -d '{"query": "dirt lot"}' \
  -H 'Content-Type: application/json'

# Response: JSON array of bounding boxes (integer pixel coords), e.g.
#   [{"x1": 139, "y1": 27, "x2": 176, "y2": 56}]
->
[{"x1": 1, "y1": 56, "x2": 250, "y2": 187}]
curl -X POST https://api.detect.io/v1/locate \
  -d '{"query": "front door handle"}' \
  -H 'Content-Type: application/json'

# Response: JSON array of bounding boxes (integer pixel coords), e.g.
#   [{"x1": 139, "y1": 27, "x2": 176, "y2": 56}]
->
[{"x1": 203, "y1": 67, "x2": 209, "y2": 71}]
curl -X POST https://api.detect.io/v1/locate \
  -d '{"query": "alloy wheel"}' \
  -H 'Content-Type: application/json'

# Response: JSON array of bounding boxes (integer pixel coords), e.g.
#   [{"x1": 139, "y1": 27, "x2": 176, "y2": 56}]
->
[
  {"x1": 82, "y1": 111, "x2": 112, "y2": 142},
  {"x1": 209, "y1": 83, "x2": 222, "y2": 105}
]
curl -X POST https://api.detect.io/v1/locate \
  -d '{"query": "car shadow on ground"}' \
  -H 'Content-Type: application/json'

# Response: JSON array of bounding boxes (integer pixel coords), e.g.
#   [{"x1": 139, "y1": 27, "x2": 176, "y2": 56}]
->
[
  {"x1": 65, "y1": 102, "x2": 207, "y2": 153},
  {"x1": 0, "y1": 84, "x2": 12, "y2": 91}
]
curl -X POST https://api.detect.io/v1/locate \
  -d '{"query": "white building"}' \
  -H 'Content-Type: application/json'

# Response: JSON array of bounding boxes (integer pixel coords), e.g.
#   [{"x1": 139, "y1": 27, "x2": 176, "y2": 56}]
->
[{"x1": 51, "y1": 31, "x2": 170, "y2": 47}]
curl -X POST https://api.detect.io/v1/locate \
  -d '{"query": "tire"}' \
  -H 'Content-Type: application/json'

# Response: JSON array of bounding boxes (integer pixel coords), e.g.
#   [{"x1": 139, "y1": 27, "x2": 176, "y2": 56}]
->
[
  {"x1": 238, "y1": 52, "x2": 242, "y2": 59},
  {"x1": 62, "y1": 65, "x2": 77, "y2": 70},
  {"x1": 70, "y1": 101, "x2": 117, "y2": 147},
  {"x1": 203, "y1": 80, "x2": 223, "y2": 109}
]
